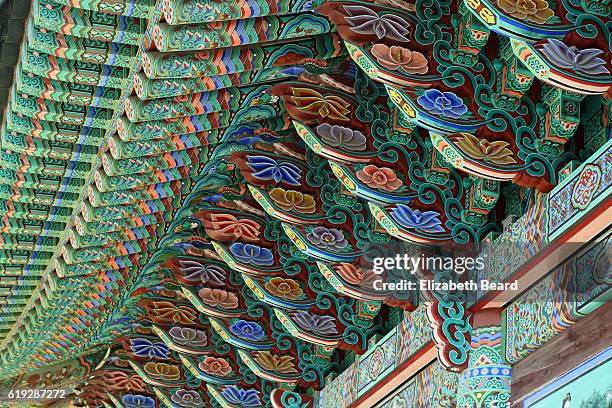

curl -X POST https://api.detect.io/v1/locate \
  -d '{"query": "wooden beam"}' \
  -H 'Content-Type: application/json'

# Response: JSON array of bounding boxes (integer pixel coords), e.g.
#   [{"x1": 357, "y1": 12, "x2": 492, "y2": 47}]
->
[
  {"x1": 511, "y1": 302, "x2": 612, "y2": 404},
  {"x1": 351, "y1": 344, "x2": 437, "y2": 408},
  {"x1": 475, "y1": 198, "x2": 611, "y2": 310}
]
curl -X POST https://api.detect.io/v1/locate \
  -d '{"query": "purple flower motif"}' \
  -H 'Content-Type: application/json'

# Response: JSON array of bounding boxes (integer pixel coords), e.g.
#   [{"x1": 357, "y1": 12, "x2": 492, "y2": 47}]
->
[
  {"x1": 168, "y1": 327, "x2": 208, "y2": 347},
  {"x1": 291, "y1": 311, "x2": 339, "y2": 335},
  {"x1": 540, "y1": 39, "x2": 610, "y2": 75},
  {"x1": 222, "y1": 386, "x2": 262, "y2": 407},
  {"x1": 343, "y1": 5, "x2": 411, "y2": 42},
  {"x1": 230, "y1": 320, "x2": 265, "y2": 342},
  {"x1": 178, "y1": 260, "x2": 226, "y2": 286},
  {"x1": 129, "y1": 338, "x2": 170, "y2": 359},
  {"x1": 417, "y1": 89, "x2": 467, "y2": 119},
  {"x1": 171, "y1": 389, "x2": 204, "y2": 408},
  {"x1": 307, "y1": 226, "x2": 349, "y2": 251},
  {"x1": 122, "y1": 395, "x2": 155, "y2": 408},
  {"x1": 246, "y1": 155, "x2": 302, "y2": 186},
  {"x1": 316, "y1": 124, "x2": 367, "y2": 151},
  {"x1": 390, "y1": 205, "x2": 445, "y2": 233},
  {"x1": 230, "y1": 243, "x2": 274, "y2": 266}
]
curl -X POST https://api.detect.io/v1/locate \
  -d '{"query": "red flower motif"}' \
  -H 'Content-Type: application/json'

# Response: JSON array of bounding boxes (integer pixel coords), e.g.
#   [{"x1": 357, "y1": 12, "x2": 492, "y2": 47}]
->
[
  {"x1": 356, "y1": 165, "x2": 403, "y2": 191},
  {"x1": 104, "y1": 371, "x2": 147, "y2": 393},
  {"x1": 334, "y1": 263, "x2": 379, "y2": 288},
  {"x1": 199, "y1": 357, "x2": 232, "y2": 377},
  {"x1": 198, "y1": 288, "x2": 239, "y2": 309},
  {"x1": 204, "y1": 213, "x2": 261, "y2": 242},
  {"x1": 370, "y1": 44, "x2": 428, "y2": 73}
]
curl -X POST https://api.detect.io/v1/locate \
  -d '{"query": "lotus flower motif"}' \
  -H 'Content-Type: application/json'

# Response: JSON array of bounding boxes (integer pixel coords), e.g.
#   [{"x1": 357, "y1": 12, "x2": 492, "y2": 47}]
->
[
  {"x1": 390, "y1": 205, "x2": 445, "y2": 233},
  {"x1": 168, "y1": 327, "x2": 208, "y2": 347},
  {"x1": 129, "y1": 338, "x2": 170, "y2": 359},
  {"x1": 371, "y1": 44, "x2": 428, "y2": 73},
  {"x1": 540, "y1": 39, "x2": 610, "y2": 75},
  {"x1": 230, "y1": 243, "x2": 274, "y2": 266},
  {"x1": 316, "y1": 124, "x2": 367, "y2": 151},
  {"x1": 344, "y1": 5, "x2": 411, "y2": 42},
  {"x1": 291, "y1": 311, "x2": 339, "y2": 335},
  {"x1": 290, "y1": 88, "x2": 351, "y2": 121},
  {"x1": 104, "y1": 372, "x2": 146, "y2": 393},
  {"x1": 122, "y1": 394, "x2": 155, "y2": 408},
  {"x1": 334, "y1": 263, "x2": 379, "y2": 288},
  {"x1": 454, "y1": 133, "x2": 517, "y2": 165},
  {"x1": 307, "y1": 226, "x2": 349, "y2": 251},
  {"x1": 356, "y1": 165, "x2": 403, "y2": 191},
  {"x1": 497, "y1": 0, "x2": 554, "y2": 24},
  {"x1": 255, "y1": 351, "x2": 298, "y2": 373},
  {"x1": 204, "y1": 213, "x2": 261, "y2": 242},
  {"x1": 198, "y1": 288, "x2": 239, "y2": 309},
  {"x1": 143, "y1": 362, "x2": 180, "y2": 381},
  {"x1": 230, "y1": 320, "x2": 266, "y2": 341},
  {"x1": 221, "y1": 386, "x2": 262, "y2": 407},
  {"x1": 246, "y1": 155, "x2": 302, "y2": 186},
  {"x1": 265, "y1": 277, "x2": 304, "y2": 300},
  {"x1": 178, "y1": 260, "x2": 226, "y2": 286},
  {"x1": 199, "y1": 356, "x2": 232, "y2": 377},
  {"x1": 269, "y1": 188, "x2": 316, "y2": 213},
  {"x1": 417, "y1": 89, "x2": 467, "y2": 118},
  {"x1": 152, "y1": 302, "x2": 197, "y2": 324},
  {"x1": 171, "y1": 389, "x2": 204, "y2": 408}
]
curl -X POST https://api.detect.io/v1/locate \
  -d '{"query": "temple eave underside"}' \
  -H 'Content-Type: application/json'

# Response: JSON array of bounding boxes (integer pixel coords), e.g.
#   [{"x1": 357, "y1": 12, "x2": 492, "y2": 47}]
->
[{"x1": 0, "y1": 0, "x2": 609, "y2": 407}]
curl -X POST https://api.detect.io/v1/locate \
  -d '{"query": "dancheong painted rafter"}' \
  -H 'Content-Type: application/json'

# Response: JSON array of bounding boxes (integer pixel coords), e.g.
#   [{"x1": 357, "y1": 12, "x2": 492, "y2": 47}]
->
[{"x1": 0, "y1": 0, "x2": 609, "y2": 407}]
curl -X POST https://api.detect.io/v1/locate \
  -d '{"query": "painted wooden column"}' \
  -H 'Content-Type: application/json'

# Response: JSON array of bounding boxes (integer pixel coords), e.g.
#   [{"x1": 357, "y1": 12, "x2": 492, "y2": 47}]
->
[{"x1": 456, "y1": 309, "x2": 511, "y2": 408}]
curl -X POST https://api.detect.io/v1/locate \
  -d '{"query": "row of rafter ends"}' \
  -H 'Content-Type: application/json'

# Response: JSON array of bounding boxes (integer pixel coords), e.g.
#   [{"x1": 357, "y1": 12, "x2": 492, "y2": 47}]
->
[
  {"x1": 17, "y1": 34, "x2": 342, "y2": 103},
  {"x1": 42, "y1": 0, "x2": 327, "y2": 27},
  {"x1": 12, "y1": 30, "x2": 341, "y2": 90},
  {"x1": 0, "y1": 0, "x2": 340, "y2": 368},
  {"x1": 2, "y1": 1, "x2": 139, "y2": 357},
  {"x1": 0, "y1": 270, "x2": 137, "y2": 361},
  {"x1": 0, "y1": 122, "x2": 288, "y2": 270},
  {"x1": 30, "y1": 3, "x2": 332, "y2": 54},
  {"x1": 0, "y1": 276, "x2": 126, "y2": 324},
  {"x1": 0, "y1": 111, "x2": 291, "y2": 240}
]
